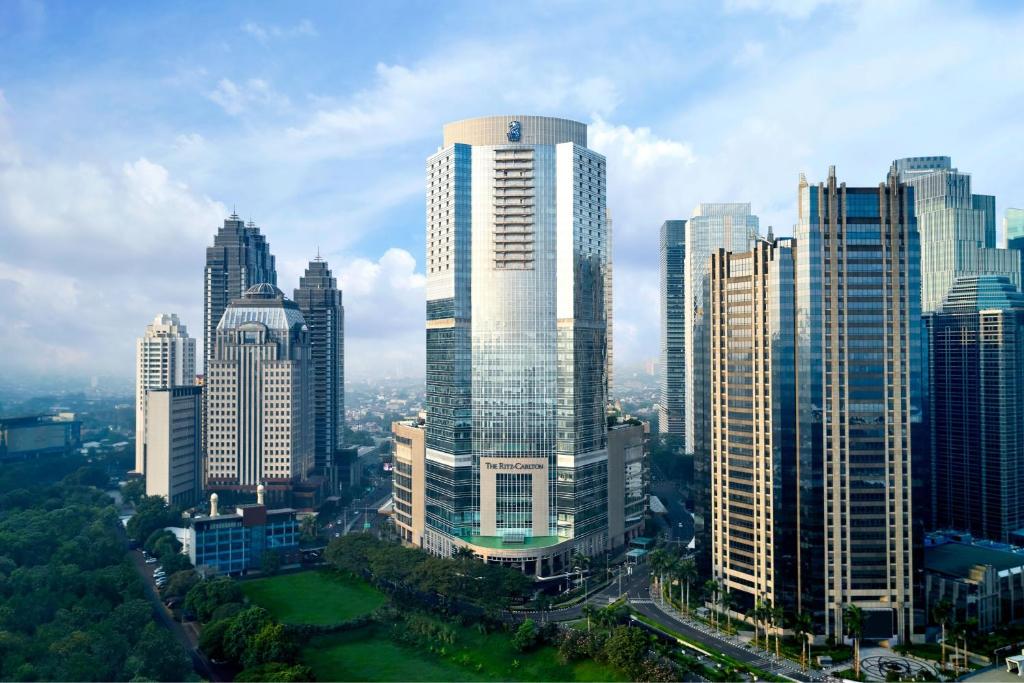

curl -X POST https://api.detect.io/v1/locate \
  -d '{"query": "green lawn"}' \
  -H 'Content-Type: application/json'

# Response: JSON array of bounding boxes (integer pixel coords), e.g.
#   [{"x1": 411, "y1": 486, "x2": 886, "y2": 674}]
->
[
  {"x1": 240, "y1": 570, "x2": 386, "y2": 625},
  {"x1": 302, "y1": 621, "x2": 628, "y2": 682}
]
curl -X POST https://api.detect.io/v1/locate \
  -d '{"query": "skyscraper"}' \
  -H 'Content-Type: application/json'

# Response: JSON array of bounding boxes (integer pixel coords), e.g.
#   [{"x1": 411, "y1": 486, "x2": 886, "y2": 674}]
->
[
  {"x1": 144, "y1": 386, "x2": 202, "y2": 507},
  {"x1": 1006, "y1": 207, "x2": 1024, "y2": 276},
  {"x1": 894, "y1": 156, "x2": 1020, "y2": 313},
  {"x1": 415, "y1": 115, "x2": 625, "y2": 572},
  {"x1": 135, "y1": 313, "x2": 195, "y2": 475},
  {"x1": 205, "y1": 284, "x2": 314, "y2": 498},
  {"x1": 796, "y1": 166, "x2": 921, "y2": 642},
  {"x1": 709, "y1": 238, "x2": 797, "y2": 616},
  {"x1": 927, "y1": 276, "x2": 1024, "y2": 543},
  {"x1": 294, "y1": 257, "x2": 345, "y2": 491},
  {"x1": 659, "y1": 220, "x2": 686, "y2": 437},
  {"x1": 203, "y1": 214, "x2": 277, "y2": 376},
  {"x1": 605, "y1": 209, "x2": 614, "y2": 398},
  {"x1": 685, "y1": 203, "x2": 759, "y2": 456}
]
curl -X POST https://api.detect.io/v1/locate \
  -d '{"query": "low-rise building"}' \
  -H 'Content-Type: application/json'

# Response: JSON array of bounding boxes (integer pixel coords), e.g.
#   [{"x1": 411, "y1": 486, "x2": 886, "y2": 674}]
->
[
  {"x1": 0, "y1": 413, "x2": 81, "y2": 461},
  {"x1": 188, "y1": 488, "x2": 300, "y2": 576},
  {"x1": 925, "y1": 533, "x2": 1024, "y2": 633}
]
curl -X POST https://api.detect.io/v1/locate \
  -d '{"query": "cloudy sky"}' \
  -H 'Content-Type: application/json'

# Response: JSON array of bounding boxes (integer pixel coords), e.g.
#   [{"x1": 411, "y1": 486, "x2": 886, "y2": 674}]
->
[{"x1": 1, "y1": 0, "x2": 1022, "y2": 385}]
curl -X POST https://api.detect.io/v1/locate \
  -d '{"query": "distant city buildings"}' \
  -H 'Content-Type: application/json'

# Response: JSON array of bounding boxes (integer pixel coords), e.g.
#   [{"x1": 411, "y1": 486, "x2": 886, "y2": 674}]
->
[
  {"x1": 658, "y1": 219, "x2": 686, "y2": 437},
  {"x1": 894, "y1": 156, "x2": 1020, "y2": 313},
  {"x1": 294, "y1": 257, "x2": 345, "y2": 494},
  {"x1": 135, "y1": 313, "x2": 195, "y2": 476},
  {"x1": 205, "y1": 284, "x2": 314, "y2": 500},
  {"x1": 396, "y1": 114, "x2": 640, "y2": 575},
  {"x1": 143, "y1": 386, "x2": 202, "y2": 507},
  {"x1": 927, "y1": 276, "x2": 1024, "y2": 543}
]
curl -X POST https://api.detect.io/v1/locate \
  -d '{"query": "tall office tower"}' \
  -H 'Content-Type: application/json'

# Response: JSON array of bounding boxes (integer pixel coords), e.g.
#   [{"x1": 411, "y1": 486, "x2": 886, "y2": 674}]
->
[
  {"x1": 135, "y1": 314, "x2": 196, "y2": 475},
  {"x1": 927, "y1": 276, "x2": 1024, "y2": 542},
  {"x1": 605, "y1": 209, "x2": 614, "y2": 398},
  {"x1": 203, "y1": 214, "x2": 277, "y2": 377},
  {"x1": 659, "y1": 220, "x2": 686, "y2": 436},
  {"x1": 206, "y1": 284, "x2": 314, "y2": 498},
  {"x1": 420, "y1": 115, "x2": 615, "y2": 572},
  {"x1": 1006, "y1": 208, "x2": 1024, "y2": 275},
  {"x1": 144, "y1": 386, "x2": 202, "y2": 507},
  {"x1": 894, "y1": 157, "x2": 1020, "y2": 313},
  {"x1": 294, "y1": 257, "x2": 345, "y2": 491},
  {"x1": 709, "y1": 238, "x2": 797, "y2": 615},
  {"x1": 796, "y1": 166, "x2": 922, "y2": 643}
]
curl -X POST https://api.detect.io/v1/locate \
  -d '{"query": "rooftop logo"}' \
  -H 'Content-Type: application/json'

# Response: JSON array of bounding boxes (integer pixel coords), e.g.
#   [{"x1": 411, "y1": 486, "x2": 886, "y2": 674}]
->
[{"x1": 507, "y1": 120, "x2": 521, "y2": 142}]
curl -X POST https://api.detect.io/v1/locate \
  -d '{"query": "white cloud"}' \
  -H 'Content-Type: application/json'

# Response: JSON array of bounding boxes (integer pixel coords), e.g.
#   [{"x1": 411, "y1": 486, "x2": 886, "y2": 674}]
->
[
  {"x1": 723, "y1": 0, "x2": 840, "y2": 20},
  {"x1": 208, "y1": 78, "x2": 288, "y2": 116},
  {"x1": 241, "y1": 19, "x2": 317, "y2": 43}
]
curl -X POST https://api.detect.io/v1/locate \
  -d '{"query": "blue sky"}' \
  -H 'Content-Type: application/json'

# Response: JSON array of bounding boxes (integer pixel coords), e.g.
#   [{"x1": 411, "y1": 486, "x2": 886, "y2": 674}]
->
[{"x1": 1, "y1": 0, "x2": 1023, "y2": 383}]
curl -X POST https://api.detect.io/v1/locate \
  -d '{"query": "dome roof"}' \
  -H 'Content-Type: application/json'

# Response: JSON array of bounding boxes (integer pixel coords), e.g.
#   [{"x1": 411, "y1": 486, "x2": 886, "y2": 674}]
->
[{"x1": 244, "y1": 283, "x2": 284, "y2": 299}]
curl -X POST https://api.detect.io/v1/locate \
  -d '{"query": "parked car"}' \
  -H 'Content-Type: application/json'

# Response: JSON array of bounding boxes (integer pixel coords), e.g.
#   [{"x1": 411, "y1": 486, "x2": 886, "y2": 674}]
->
[{"x1": 145, "y1": 557, "x2": 157, "y2": 564}]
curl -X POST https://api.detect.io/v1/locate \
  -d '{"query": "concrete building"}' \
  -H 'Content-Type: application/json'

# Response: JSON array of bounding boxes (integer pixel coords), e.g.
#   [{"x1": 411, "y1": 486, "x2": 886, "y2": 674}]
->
[
  {"x1": 189, "y1": 489, "x2": 300, "y2": 575},
  {"x1": 392, "y1": 419, "x2": 426, "y2": 546},
  {"x1": 205, "y1": 283, "x2": 314, "y2": 500},
  {"x1": 894, "y1": 156, "x2": 1020, "y2": 313},
  {"x1": 414, "y1": 115, "x2": 629, "y2": 575},
  {"x1": 143, "y1": 386, "x2": 202, "y2": 507},
  {"x1": 925, "y1": 533, "x2": 1024, "y2": 634},
  {"x1": 294, "y1": 257, "x2": 345, "y2": 494},
  {"x1": 659, "y1": 219, "x2": 686, "y2": 437},
  {"x1": 927, "y1": 276, "x2": 1024, "y2": 543},
  {"x1": 709, "y1": 238, "x2": 798, "y2": 615},
  {"x1": 607, "y1": 423, "x2": 647, "y2": 549},
  {"x1": 796, "y1": 166, "x2": 923, "y2": 643},
  {"x1": 0, "y1": 413, "x2": 81, "y2": 461},
  {"x1": 135, "y1": 313, "x2": 195, "y2": 475}
]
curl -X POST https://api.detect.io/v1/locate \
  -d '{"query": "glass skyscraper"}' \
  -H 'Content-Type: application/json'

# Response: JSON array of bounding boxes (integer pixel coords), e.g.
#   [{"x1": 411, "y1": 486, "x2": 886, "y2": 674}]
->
[
  {"x1": 659, "y1": 220, "x2": 686, "y2": 437},
  {"x1": 927, "y1": 276, "x2": 1024, "y2": 543},
  {"x1": 893, "y1": 156, "x2": 1019, "y2": 313},
  {"x1": 1006, "y1": 208, "x2": 1024, "y2": 277},
  {"x1": 796, "y1": 166, "x2": 922, "y2": 643},
  {"x1": 422, "y1": 115, "x2": 611, "y2": 572}
]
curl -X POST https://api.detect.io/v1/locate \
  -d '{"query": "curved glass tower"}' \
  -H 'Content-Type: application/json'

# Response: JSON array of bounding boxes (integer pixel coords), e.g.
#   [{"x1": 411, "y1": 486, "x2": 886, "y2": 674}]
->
[{"x1": 423, "y1": 115, "x2": 610, "y2": 573}]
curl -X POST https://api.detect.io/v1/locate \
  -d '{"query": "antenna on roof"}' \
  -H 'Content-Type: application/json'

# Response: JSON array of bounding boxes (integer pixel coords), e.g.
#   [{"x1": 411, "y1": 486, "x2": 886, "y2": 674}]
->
[
  {"x1": 315, "y1": 244, "x2": 323, "y2": 262},
  {"x1": 230, "y1": 204, "x2": 239, "y2": 220}
]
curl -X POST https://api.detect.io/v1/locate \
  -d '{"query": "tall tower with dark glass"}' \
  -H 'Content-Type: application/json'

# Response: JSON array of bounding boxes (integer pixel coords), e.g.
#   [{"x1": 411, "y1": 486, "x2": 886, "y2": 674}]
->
[
  {"x1": 203, "y1": 214, "x2": 277, "y2": 376},
  {"x1": 294, "y1": 257, "x2": 345, "y2": 491},
  {"x1": 796, "y1": 166, "x2": 922, "y2": 643},
  {"x1": 422, "y1": 115, "x2": 609, "y2": 572},
  {"x1": 659, "y1": 220, "x2": 686, "y2": 437},
  {"x1": 927, "y1": 276, "x2": 1024, "y2": 543}
]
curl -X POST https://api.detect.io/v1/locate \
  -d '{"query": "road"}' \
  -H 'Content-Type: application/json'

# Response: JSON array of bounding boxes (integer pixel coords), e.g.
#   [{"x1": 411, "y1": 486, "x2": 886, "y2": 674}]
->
[
  {"x1": 322, "y1": 475, "x2": 392, "y2": 538},
  {"x1": 129, "y1": 550, "x2": 224, "y2": 682}
]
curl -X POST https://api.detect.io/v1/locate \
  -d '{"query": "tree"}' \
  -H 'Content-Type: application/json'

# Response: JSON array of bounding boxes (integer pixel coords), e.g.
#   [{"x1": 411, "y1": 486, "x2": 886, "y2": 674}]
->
[
  {"x1": 236, "y1": 663, "x2": 316, "y2": 682},
  {"x1": 198, "y1": 618, "x2": 231, "y2": 661},
  {"x1": 719, "y1": 591, "x2": 735, "y2": 633},
  {"x1": 160, "y1": 551, "x2": 193, "y2": 575},
  {"x1": 512, "y1": 619, "x2": 539, "y2": 652},
  {"x1": 932, "y1": 599, "x2": 952, "y2": 670},
  {"x1": 771, "y1": 603, "x2": 784, "y2": 659},
  {"x1": 126, "y1": 495, "x2": 181, "y2": 543},
  {"x1": 844, "y1": 604, "x2": 864, "y2": 679},
  {"x1": 223, "y1": 607, "x2": 273, "y2": 665},
  {"x1": 123, "y1": 622, "x2": 193, "y2": 682},
  {"x1": 185, "y1": 577, "x2": 243, "y2": 623},
  {"x1": 703, "y1": 579, "x2": 720, "y2": 631},
  {"x1": 299, "y1": 515, "x2": 319, "y2": 544},
  {"x1": 532, "y1": 592, "x2": 553, "y2": 624},
  {"x1": 243, "y1": 622, "x2": 298, "y2": 669},
  {"x1": 261, "y1": 549, "x2": 283, "y2": 575},
  {"x1": 581, "y1": 603, "x2": 598, "y2": 633},
  {"x1": 793, "y1": 611, "x2": 814, "y2": 672},
  {"x1": 603, "y1": 626, "x2": 650, "y2": 679},
  {"x1": 121, "y1": 478, "x2": 145, "y2": 506},
  {"x1": 162, "y1": 569, "x2": 199, "y2": 599},
  {"x1": 677, "y1": 558, "x2": 697, "y2": 615}
]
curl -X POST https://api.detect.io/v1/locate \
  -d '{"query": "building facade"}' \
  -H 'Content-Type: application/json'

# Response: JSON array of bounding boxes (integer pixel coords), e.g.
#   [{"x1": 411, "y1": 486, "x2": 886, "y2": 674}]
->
[
  {"x1": 894, "y1": 157, "x2": 1020, "y2": 313},
  {"x1": 189, "y1": 490, "x2": 300, "y2": 575},
  {"x1": 418, "y1": 115, "x2": 616, "y2": 574},
  {"x1": 1006, "y1": 208, "x2": 1024, "y2": 276},
  {"x1": 0, "y1": 413, "x2": 81, "y2": 461},
  {"x1": 659, "y1": 219, "x2": 686, "y2": 437},
  {"x1": 927, "y1": 276, "x2": 1024, "y2": 543},
  {"x1": 135, "y1": 313, "x2": 195, "y2": 475},
  {"x1": 607, "y1": 423, "x2": 647, "y2": 549},
  {"x1": 294, "y1": 257, "x2": 345, "y2": 492},
  {"x1": 393, "y1": 419, "x2": 426, "y2": 546},
  {"x1": 709, "y1": 238, "x2": 797, "y2": 615},
  {"x1": 796, "y1": 166, "x2": 922, "y2": 642},
  {"x1": 143, "y1": 386, "x2": 202, "y2": 507},
  {"x1": 205, "y1": 284, "x2": 314, "y2": 498}
]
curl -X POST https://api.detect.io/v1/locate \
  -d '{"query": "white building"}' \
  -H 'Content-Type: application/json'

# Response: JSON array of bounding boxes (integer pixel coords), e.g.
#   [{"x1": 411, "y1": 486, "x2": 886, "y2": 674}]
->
[
  {"x1": 135, "y1": 313, "x2": 196, "y2": 475},
  {"x1": 144, "y1": 386, "x2": 202, "y2": 507}
]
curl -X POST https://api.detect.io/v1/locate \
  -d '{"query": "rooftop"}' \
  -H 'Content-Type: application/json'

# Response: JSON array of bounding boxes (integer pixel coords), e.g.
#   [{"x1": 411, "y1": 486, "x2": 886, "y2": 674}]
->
[
  {"x1": 925, "y1": 541, "x2": 1024, "y2": 577},
  {"x1": 461, "y1": 535, "x2": 562, "y2": 550}
]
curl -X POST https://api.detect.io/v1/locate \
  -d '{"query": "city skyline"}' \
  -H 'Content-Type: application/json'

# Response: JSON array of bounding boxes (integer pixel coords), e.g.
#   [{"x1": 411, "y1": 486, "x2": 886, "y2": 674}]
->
[{"x1": 3, "y1": 1, "x2": 1024, "y2": 383}]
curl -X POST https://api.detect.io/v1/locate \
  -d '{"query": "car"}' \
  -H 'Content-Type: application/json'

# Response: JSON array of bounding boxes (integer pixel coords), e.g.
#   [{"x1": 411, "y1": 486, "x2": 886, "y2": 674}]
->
[
  {"x1": 145, "y1": 557, "x2": 157, "y2": 564},
  {"x1": 154, "y1": 572, "x2": 166, "y2": 580}
]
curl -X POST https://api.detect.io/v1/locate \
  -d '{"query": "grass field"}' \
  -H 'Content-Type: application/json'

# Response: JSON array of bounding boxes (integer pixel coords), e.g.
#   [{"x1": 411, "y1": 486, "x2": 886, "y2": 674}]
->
[
  {"x1": 302, "y1": 621, "x2": 628, "y2": 682},
  {"x1": 240, "y1": 570, "x2": 386, "y2": 625}
]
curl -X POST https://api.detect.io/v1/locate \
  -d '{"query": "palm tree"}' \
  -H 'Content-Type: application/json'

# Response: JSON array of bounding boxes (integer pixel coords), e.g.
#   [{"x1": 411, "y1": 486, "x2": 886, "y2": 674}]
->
[
  {"x1": 299, "y1": 514, "x2": 319, "y2": 542},
  {"x1": 649, "y1": 548, "x2": 670, "y2": 598},
  {"x1": 678, "y1": 558, "x2": 698, "y2": 616},
  {"x1": 581, "y1": 602, "x2": 597, "y2": 633},
  {"x1": 703, "y1": 579, "x2": 720, "y2": 631},
  {"x1": 844, "y1": 604, "x2": 865, "y2": 680},
  {"x1": 931, "y1": 599, "x2": 953, "y2": 670},
  {"x1": 720, "y1": 590, "x2": 736, "y2": 633},
  {"x1": 793, "y1": 611, "x2": 813, "y2": 672},
  {"x1": 771, "y1": 603, "x2": 785, "y2": 659},
  {"x1": 948, "y1": 619, "x2": 964, "y2": 673},
  {"x1": 750, "y1": 600, "x2": 769, "y2": 650}
]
